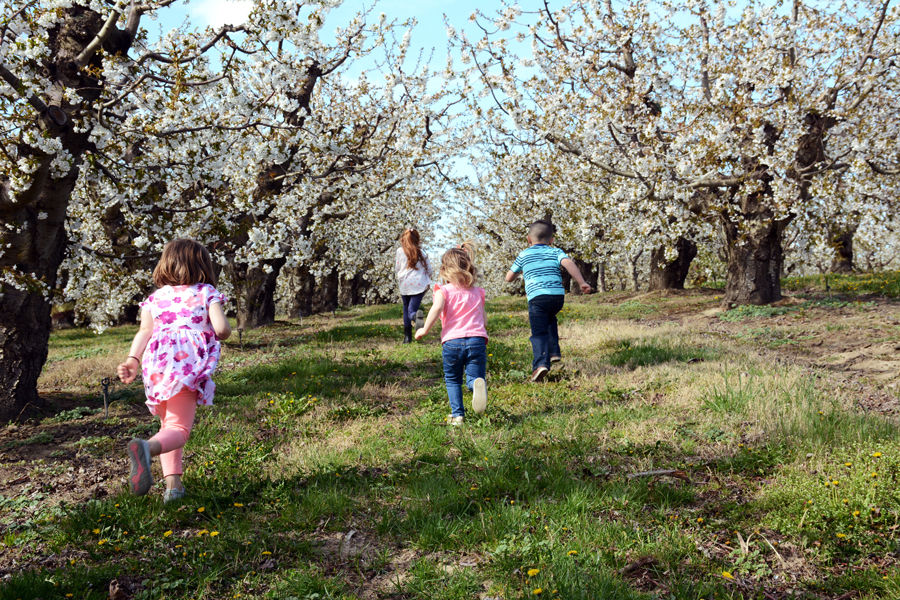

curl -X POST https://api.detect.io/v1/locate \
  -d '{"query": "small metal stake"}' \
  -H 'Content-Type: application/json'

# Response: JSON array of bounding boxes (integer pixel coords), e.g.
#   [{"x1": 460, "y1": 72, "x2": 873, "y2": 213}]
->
[
  {"x1": 238, "y1": 327, "x2": 244, "y2": 350},
  {"x1": 101, "y1": 377, "x2": 110, "y2": 418}
]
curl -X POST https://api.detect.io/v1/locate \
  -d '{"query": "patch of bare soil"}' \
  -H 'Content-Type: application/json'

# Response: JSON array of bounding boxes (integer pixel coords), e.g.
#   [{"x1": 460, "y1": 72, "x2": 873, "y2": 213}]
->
[
  {"x1": 309, "y1": 525, "x2": 486, "y2": 599},
  {"x1": 677, "y1": 295, "x2": 900, "y2": 414},
  {"x1": 0, "y1": 400, "x2": 157, "y2": 574}
]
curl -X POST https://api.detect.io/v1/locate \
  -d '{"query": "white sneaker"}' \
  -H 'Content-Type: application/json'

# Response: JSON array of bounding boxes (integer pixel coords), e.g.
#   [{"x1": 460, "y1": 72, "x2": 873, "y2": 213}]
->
[
  {"x1": 447, "y1": 414, "x2": 464, "y2": 426},
  {"x1": 472, "y1": 378, "x2": 487, "y2": 415}
]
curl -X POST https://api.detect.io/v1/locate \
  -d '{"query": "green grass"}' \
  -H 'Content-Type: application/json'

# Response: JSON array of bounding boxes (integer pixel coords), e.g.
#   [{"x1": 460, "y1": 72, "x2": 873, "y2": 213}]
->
[
  {"x1": 782, "y1": 271, "x2": 900, "y2": 297},
  {"x1": 607, "y1": 340, "x2": 708, "y2": 369},
  {"x1": 5, "y1": 290, "x2": 900, "y2": 599}
]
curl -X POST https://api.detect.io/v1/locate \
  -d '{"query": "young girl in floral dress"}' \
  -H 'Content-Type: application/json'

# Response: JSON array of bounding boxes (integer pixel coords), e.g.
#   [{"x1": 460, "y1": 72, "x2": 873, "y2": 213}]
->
[
  {"x1": 117, "y1": 239, "x2": 231, "y2": 502},
  {"x1": 414, "y1": 243, "x2": 487, "y2": 424}
]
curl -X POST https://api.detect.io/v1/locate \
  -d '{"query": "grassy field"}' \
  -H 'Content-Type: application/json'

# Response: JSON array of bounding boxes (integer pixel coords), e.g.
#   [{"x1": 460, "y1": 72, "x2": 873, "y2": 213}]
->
[{"x1": 3, "y1": 283, "x2": 900, "y2": 599}]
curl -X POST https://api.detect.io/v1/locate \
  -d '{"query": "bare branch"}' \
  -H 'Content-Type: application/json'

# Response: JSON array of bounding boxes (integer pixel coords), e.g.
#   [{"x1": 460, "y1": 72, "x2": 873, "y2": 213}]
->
[{"x1": 75, "y1": 7, "x2": 123, "y2": 68}]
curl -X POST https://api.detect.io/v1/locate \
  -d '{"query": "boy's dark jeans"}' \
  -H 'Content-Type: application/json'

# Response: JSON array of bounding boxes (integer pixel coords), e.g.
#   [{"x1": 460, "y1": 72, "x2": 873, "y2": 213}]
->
[{"x1": 528, "y1": 294, "x2": 564, "y2": 371}]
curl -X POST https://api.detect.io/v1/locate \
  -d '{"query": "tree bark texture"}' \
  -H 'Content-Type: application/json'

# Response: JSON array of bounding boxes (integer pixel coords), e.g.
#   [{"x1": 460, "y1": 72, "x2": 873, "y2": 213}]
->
[
  {"x1": 285, "y1": 267, "x2": 342, "y2": 317},
  {"x1": 224, "y1": 258, "x2": 286, "y2": 329},
  {"x1": 0, "y1": 157, "x2": 80, "y2": 419},
  {"x1": 722, "y1": 215, "x2": 791, "y2": 305},
  {"x1": 829, "y1": 226, "x2": 856, "y2": 274},
  {"x1": 648, "y1": 238, "x2": 697, "y2": 291}
]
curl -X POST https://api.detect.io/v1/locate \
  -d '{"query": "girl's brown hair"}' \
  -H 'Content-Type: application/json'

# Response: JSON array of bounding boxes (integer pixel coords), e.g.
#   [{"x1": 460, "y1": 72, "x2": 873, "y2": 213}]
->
[
  {"x1": 152, "y1": 238, "x2": 217, "y2": 287},
  {"x1": 400, "y1": 228, "x2": 427, "y2": 270},
  {"x1": 439, "y1": 241, "x2": 477, "y2": 288}
]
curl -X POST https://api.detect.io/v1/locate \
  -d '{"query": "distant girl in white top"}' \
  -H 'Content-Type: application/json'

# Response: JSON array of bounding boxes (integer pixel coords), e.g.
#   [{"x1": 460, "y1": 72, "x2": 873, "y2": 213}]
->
[{"x1": 395, "y1": 228, "x2": 432, "y2": 343}]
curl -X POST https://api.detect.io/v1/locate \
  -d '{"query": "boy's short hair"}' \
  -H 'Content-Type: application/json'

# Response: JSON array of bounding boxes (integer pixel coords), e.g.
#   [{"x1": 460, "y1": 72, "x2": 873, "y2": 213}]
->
[{"x1": 528, "y1": 220, "x2": 555, "y2": 243}]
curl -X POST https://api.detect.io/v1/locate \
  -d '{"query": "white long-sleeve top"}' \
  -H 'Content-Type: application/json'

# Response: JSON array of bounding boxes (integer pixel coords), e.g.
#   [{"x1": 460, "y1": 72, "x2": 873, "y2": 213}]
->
[{"x1": 395, "y1": 246, "x2": 432, "y2": 296}]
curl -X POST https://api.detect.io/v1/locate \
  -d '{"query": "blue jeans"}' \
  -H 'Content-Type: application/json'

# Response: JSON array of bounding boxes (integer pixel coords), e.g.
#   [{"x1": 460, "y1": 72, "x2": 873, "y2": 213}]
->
[
  {"x1": 528, "y1": 294, "x2": 564, "y2": 371},
  {"x1": 401, "y1": 291, "x2": 425, "y2": 331},
  {"x1": 442, "y1": 337, "x2": 487, "y2": 417}
]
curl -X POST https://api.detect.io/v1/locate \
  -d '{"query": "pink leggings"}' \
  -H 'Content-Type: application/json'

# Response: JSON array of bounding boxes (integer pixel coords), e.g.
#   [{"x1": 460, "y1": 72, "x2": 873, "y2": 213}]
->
[{"x1": 149, "y1": 389, "x2": 198, "y2": 477}]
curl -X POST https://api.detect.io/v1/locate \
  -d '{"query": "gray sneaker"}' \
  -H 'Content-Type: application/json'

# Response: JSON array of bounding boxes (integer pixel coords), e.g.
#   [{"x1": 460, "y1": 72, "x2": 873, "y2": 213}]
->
[
  {"x1": 126, "y1": 438, "x2": 153, "y2": 496},
  {"x1": 472, "y1": 378, "x2": 487, "y2": 415},
  {"x1": 415, "y1": 309, "x2": 425, "y2": 331},
  {"x1": 447, "y1": 414, "x2": 464, "y2": 426},
  {"x1": 163, "y1": 487, "x2": 187, "y2": 504}
]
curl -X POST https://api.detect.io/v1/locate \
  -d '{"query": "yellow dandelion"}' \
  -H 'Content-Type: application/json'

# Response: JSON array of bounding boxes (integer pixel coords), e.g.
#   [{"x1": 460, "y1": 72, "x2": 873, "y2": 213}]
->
[
  {"x1": 532, "y1": 589, "x2": 543, "y2": 595},
  {"x1": 262, "y1": 550, "x2": 272, "y2": 555},
  {"x1": 527, "y1": 568, "x2": 540, "y2": 577},
  {"x1": 722, "y1": 571, "x2": 735, "y2": 580},
  {"x1": 210, "y1": 531, "x2": 219, "y2": 537},
  {"x1": 853, "y1": 511, "x2": 861, "y2": 517},
  {"x1": 234, "y1": 502, "x2": 244, "y2": 507},
  {"x1": 198, "y1": 507, "x2": 206, "y2": 513},
  {"x1": 92, "y1": 528, "x2": 100, "y2": 534},
  {"x1": 567, "y1": 550, "x2": 578, "y2": 556},
  {"x1": 697, "y1": 517, "x2": 704, "y2": 523},
  {"x1": 872, "y1": 452, "x2": 882, "y2": 458},
  {"x1": 98, "y1": 539, "x2": 107, "y2": 546},
  {"x1": 845, "y1": 462, "x2": 852, "y2": 467},
  {"x1": 836, "y1": 533, "x2": 846, "y2": 539},
  {"x1": 163, "y1": 530, "x2": 173, "y2": 537}
]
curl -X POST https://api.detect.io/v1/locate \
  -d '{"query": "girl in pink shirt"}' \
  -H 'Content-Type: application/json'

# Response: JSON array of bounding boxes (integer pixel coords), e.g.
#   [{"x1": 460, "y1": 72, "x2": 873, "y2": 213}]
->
[{"x1": 415, "y1": 243, "x2": 487, "y2": 425}]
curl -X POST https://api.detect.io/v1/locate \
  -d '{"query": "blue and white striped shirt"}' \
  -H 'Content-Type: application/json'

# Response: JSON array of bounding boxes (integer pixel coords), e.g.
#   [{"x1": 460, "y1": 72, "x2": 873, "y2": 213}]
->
[{"x1": 510, "y1": 245, "x2": 569, "y2": 301}]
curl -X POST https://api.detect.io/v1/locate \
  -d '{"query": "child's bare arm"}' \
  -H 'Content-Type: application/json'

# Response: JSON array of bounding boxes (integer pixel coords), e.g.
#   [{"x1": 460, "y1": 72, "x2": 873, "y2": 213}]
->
[
  {"x1": 561, "y1": 258, "x2": 593, "y2": 294},
  {"x1": 505, "y1": 270, "x2": 519, "y2": 282},
  {"x1": 209, "y1": 301, "x2": 232, "y2": 340},
  {"x1": 117, "y1": 308, "x2": 154, "y2": 384},
  {"x1": 415, "y1": 290, "x2": 445, "y2": 340}
]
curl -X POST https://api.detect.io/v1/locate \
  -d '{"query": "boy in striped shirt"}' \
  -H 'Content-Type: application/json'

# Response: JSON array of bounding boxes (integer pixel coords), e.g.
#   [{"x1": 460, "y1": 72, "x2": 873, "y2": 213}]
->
[{"x1": 505, "y1": 220, "x2": 592, "y2": 382}]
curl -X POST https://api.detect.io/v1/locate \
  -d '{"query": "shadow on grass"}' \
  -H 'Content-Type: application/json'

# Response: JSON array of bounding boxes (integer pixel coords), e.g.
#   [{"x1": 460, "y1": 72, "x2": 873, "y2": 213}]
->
[{"x1": 7, "y1": 413, "x2": 883, "y2": 600}]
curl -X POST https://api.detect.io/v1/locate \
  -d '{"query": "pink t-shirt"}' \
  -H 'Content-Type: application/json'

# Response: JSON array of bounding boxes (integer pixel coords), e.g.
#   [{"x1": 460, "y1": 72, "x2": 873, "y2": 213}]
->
[{"x1": 436, "y1": 283, "x2": 488, "y2": 344}]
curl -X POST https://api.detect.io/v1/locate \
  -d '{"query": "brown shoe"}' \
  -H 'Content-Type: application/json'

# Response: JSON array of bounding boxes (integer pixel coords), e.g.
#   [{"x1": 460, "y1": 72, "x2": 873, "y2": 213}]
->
[{"x1": 531, "y1": 366, "x2": 549, "y2": 382}]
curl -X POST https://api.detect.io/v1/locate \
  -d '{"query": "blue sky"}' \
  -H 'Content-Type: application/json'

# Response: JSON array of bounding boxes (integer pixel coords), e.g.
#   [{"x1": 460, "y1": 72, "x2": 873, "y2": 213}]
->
[{"x1": 155, "y1": 0, "x2": 489, "y2": 54}]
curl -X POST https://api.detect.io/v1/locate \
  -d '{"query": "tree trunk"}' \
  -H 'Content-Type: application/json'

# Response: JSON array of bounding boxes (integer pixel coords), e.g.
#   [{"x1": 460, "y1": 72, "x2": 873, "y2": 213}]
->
[
  {"x1": 722, "y1": 215, "x2": 791, "y2": 305},
  {"x1": 648, "y1": 237, "x2": 698, "y2": 291},
  {"x1": 312, "y1": 270, "x2": 339, "y2": 313},
  {"x1": 223, "y1": 258, "x2": 285, "y2": 329},
  {"x1": 829, "y1": 226, "x2": 856, "y2": 274},
  {"x1": 566, "y1": 259, "x2": 599, "y2": 294},
  {"x1": 284, "y1": 267, "x2": 345, "y2": 316},
  {"x1": 599, "y1": 261, "x2": 608, "y2": 292},
  {"x1": 629, "y1": 249, "x2": 644, "y2": 291},
  {"x1": 0, "y1": 151, "x2": 81, "y2": 420}
]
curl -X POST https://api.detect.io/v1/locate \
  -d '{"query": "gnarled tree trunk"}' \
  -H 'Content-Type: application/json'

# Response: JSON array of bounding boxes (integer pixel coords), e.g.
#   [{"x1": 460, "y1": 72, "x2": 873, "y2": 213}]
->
[
  {"x1": 224, "y1": 258, "x2": 286, "y2": 329},
  {"x1": 284, "y1": 266, "x2": 341, "y2": 317},
  {"x1": 829, "y1": 226, "x2": 856, "y2": 274},
  {"x1": 0, "y1": 130, "x2": 87, "y2": 421},
  {"x1": 648, "y1": 237, "x2": 697, "y2": 291},
  {"x1": 722, "y1": 215, "x2": 791, "y2": 305}
]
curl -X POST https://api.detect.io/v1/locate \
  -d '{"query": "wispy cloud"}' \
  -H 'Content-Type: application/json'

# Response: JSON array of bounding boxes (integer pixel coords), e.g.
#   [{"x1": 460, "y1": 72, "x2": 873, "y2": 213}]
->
[{"x1": 190, "y1": 0, "x2": 253, "y2": 27}]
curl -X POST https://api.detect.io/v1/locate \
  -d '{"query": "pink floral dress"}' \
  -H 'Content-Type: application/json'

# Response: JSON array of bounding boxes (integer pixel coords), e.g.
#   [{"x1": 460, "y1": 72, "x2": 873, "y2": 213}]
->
[{"x1": 139, "y1": 284, "x2": 226, "y2": 414}]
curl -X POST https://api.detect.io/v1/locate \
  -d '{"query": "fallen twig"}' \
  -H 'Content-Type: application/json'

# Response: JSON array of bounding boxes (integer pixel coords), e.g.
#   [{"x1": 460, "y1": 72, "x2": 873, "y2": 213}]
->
[{"x1": 626, "y1": 469, "x2": 690, "y2": 481}]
